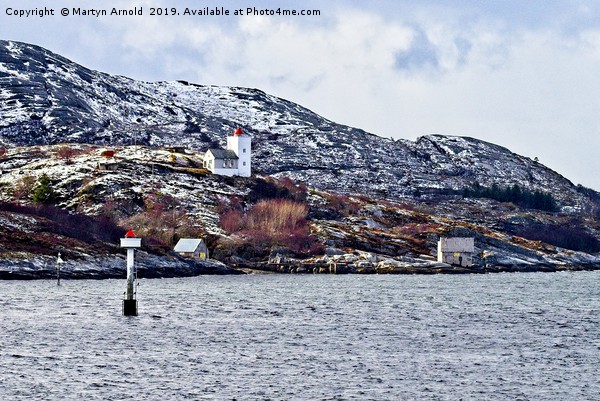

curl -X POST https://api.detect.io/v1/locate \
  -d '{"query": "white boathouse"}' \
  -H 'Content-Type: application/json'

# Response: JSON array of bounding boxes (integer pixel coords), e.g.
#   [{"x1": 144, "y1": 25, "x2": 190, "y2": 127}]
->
[{"x1": 437, "y1": 237, "x2": 475, "y2": 267}]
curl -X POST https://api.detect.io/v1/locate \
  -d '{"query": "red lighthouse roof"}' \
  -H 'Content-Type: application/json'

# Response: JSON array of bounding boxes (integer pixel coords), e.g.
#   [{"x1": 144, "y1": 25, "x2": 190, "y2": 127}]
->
[
  {"x1": 233, "y1": 127, "x2": 243, "y2": 136},
  {"x1": 125, "y1": 228, "x2": 137, "y2": 238}
]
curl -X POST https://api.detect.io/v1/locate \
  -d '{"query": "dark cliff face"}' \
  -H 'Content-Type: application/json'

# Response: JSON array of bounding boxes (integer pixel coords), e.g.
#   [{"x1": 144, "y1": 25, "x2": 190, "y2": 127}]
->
[{"x1": 0, "y1": 40, "x2": 597, "y2": 211}]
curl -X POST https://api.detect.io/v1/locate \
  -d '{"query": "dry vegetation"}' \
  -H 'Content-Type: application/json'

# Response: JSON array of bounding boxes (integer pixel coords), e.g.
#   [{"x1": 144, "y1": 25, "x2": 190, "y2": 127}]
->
[
  {"x1": 119, "y1": 190, "x2": 205, "y2": 250},
  {"x1": 218, "y1": 198, "x2": 322, "y2": 259}
]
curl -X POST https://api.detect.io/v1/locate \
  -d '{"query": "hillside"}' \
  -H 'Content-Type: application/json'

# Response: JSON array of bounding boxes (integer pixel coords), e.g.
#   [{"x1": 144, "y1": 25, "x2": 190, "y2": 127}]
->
[
  {"x1": 1, "y1": 40, "x2": 600, "y2": 277},
  {"x1": 0, "y1": 40, "x2": 596, "y2": 211},
  {"x1": 1, "y1": 144, "x2": 599, "y2": 277}
]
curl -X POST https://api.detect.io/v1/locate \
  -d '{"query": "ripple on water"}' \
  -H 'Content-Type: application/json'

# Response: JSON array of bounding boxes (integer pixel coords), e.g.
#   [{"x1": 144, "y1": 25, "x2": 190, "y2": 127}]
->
[{"x1": 0, "y1": 272, "x2": 599, "y2": 400}]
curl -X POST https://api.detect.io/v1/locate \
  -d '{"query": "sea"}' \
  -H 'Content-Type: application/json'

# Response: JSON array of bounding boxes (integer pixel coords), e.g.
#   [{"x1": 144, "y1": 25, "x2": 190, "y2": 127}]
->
[{"x1": 0, "y1": 272, "x2": 599, "y2": 401}]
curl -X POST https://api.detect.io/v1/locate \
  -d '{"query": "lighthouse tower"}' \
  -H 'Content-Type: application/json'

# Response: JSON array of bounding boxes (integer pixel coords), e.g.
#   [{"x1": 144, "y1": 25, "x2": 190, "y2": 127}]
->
[
  {"x1": 226, "y1": 127, "x2": 251, "y2": 177},
  {"x1": 120, "y1": 228, "x2": 141, "y2": 316}
]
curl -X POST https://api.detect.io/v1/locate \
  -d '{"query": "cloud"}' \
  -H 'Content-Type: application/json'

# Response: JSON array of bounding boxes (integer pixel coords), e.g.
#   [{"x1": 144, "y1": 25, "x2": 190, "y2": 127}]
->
[{"x1": 394, "y1": 29, "x2": 440, "y2": 72}]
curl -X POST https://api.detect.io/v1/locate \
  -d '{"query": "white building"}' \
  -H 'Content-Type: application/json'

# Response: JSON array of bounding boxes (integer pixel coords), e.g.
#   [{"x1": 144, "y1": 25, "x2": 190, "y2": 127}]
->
[
  {"x1": 203, "y1": 127, "x2": 251, "y2": 177},
  {"x1": 437, "y1": 237, "x2": 475, "y2": 267},
  {"x1": 174, "y1": 238, "x2": 209, "y2": 259}
]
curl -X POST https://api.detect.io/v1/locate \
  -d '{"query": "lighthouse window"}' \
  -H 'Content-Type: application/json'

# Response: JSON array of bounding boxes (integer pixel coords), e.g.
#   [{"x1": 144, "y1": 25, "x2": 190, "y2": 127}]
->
[
  {"x1": 243, "y1": 162, "x2": 246, "y2": 166},
  {"x1": 243, "y1": 148, "x2": 246, "y2": 153}
]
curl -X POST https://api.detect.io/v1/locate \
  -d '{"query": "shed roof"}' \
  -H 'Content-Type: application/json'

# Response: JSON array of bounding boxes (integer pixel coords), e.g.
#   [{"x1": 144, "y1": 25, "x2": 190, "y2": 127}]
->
[
  {"x1": 206, "y1": 148, "x2": 238, "y2": 160},
  {"x1": 174, "y1": 238, "x2": 206, "y2": 253}
]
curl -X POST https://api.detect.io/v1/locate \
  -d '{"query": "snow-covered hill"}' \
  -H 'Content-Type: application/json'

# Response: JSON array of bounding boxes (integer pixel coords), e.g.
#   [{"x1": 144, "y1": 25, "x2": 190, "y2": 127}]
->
[
  {"x1": 0, "y1": 40, "x2": 597, "y2": 213},
  {"x1": 2, "y1": 143, "x2": 600, "y2": 277}
]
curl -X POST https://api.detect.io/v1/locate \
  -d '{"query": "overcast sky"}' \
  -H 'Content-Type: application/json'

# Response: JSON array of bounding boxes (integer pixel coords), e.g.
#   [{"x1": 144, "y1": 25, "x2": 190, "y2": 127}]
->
[{"x1": 2, "y1": 0, "x2": 600, "y2": 189}]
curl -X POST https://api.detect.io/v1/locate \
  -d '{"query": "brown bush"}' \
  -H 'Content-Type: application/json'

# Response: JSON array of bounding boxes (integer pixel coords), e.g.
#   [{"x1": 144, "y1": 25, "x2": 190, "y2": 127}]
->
[
  {"x1": 120, "y1": 192, "x2": 203, "y2": 249},
  {"x1": 0, "y1": 202, "x2": 123, "y2": 245},
  {"x1": 246, "y1": 199, "x2": 308, "y2": 233},
  {"x1": 216, "y1": 195, "x2": 243, "y2": 215},
  {"x1": 219, "y1": 198, "x2": 321, "y2": 258},
  {"x1": 220, "y1": 209, "x2": 245, "y2": 233},
  {"x1": 274, "y1": 177, "x2": 308, "y2": 202},
  {"x1": 327, "y1": 194, "x2": 361, "y2": 216},
  {"x1": 56, "y1": 146, "x2": 78, "y2": 164},
  {"x1": 12, "y1": 175, "x2": 36, "y2": 201}
]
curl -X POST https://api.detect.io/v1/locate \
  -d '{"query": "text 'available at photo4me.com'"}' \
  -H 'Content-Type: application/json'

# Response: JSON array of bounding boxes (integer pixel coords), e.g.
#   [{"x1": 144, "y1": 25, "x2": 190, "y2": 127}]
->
[{"x1": 4, "y1": 5, "x2": 322, "y2": 18}]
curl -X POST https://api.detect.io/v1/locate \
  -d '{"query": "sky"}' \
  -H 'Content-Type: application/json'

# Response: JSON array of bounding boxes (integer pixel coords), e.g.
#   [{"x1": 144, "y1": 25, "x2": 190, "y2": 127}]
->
[{"x1": 2, "y1": 0, "x2": 600, "y2": 189}]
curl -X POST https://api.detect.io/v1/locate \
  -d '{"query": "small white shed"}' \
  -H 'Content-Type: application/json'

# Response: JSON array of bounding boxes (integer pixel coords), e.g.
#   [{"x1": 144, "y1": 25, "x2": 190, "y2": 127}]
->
[
  {"x1": 437, "y1": 237, "x2": 474, "y2": 267},
  {"x1": 174, "y1": 238, "x2": 209, "y2": 259}
]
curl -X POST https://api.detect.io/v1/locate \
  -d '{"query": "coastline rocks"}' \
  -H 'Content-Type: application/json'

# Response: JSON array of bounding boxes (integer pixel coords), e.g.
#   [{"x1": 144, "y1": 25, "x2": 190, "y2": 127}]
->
[
  {"x1": 0, "y1": 251, "x2": 241, "y2": 280},
  {"x1": 3, "y1": 248, "x2": 600, "y2": 279},
  {"x1": 240, "y1": 249, "x2": 600, "y2": 275}
]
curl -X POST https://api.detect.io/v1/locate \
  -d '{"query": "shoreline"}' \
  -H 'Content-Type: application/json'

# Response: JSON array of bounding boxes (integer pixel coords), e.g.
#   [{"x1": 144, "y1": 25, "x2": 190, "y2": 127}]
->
[{"x1": 2, "y1": 261, "x2": 599, "y2": 280}]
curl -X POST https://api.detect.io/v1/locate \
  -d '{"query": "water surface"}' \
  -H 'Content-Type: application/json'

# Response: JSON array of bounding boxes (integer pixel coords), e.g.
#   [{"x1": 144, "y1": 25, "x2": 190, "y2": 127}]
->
[{"x1": 1, "y1": 272, "x2": 599, "y2": 400}]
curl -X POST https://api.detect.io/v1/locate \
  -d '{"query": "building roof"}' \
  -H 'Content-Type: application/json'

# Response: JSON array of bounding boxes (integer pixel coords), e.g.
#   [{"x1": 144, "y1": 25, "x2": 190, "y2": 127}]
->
[
  {"x1": 174, "y1": 238, "x2": 205, "y2": 253},
  {"x1": 206, "y1": 148, "x2": 238, "y2": 160}
]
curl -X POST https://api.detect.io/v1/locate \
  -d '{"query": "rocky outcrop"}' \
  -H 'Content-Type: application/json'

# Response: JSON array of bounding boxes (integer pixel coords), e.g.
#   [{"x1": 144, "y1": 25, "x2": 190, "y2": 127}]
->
[
  {"x1": 237, "y1": 250, "x2": 600, "y2": 275},
  {"x1": 0, "y1": 252, "x2": 241, "y2": 280}
]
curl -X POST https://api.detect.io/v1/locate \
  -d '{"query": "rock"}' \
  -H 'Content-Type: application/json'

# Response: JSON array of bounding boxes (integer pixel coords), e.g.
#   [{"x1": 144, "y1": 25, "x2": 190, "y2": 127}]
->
[{"x1": 325, "y1": 247, "x2": 346, "y2": 256}]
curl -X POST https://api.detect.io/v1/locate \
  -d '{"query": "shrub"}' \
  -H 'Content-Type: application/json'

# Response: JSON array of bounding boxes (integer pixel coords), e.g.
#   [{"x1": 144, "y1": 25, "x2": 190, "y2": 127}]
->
[
  {"x1": 246, "y1": 199, "x2": 308, "y2": 234},
  {"x1": 0, "y1": 202, "x2": 123, "y2": 245},
  {"x1": 220, "y1": 209, "x2": 245, "y2": 233},
  {"x1": 12, "y1": 175, "x2": 36, "y2": 201},
  {"x1": 327, "y1": 194, "x2": 361, "y2": 216},
  {"x1": 219, "y1": 198, "x2": 321, "y2": 258},
  {"x1": 32, "y1": 174, "x2": 57, "y2": 204},
  {"x1": 248, "y1": 177, "x2": 308, "y2": 203},
  {"x1": 274, "y1": 177, "x2": 308, "y2": 202},
  {"x1": 120, "y1": 193, "x2": 203, "y2": 249},
  {"x1": 55, "y1": 146, "x2": 78, "y2": 164}
]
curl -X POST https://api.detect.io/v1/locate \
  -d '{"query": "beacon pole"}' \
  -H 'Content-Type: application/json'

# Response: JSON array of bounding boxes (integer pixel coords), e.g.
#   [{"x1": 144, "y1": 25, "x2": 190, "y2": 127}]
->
[{"x1": 120, "y1": 229, "x2": 141, "y2": 316}]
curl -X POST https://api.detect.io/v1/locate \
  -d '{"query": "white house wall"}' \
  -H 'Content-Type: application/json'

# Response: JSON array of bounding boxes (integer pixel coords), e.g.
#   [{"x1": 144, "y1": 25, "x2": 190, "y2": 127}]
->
[
  {"x1": 438, "y1": 237, "x2": 475, "y2": 253},
  {"x1": 211, "y1": 167, "x2": 237, "y2": 177},
  {"x1": 439, "y1": 252, "x2": 473, "y2": 267}
]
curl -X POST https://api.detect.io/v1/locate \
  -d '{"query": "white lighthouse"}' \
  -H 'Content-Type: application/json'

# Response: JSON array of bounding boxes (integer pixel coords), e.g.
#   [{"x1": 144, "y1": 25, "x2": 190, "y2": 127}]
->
[
  {"x1": 204, "y1": 127, "x2": 252, "y2": 177},
  {"x1": 226, "y1": 127, "x2": 251, "y2": 177}
]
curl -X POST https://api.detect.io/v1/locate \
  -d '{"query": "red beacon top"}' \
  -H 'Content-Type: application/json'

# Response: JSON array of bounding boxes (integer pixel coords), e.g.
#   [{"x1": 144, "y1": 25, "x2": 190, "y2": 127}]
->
[
  {"x1": 233, "y1": 127, "x2": 243, "y2": 136},
  {"x1": 125, "y1": 229, "x2": 137, "y2": 238}
]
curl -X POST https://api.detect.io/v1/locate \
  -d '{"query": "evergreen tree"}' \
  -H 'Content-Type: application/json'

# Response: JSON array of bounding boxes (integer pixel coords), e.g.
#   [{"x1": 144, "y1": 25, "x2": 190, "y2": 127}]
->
[
  {"x1": 32, "y1": 174, "x2": 56, "y2": 204},
  {"x1": 462, "y1": 181, "x2": 557, "y2": 212},
  {"x1": 508, "y1": 184, "x2": 523, "y2": 203}
]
